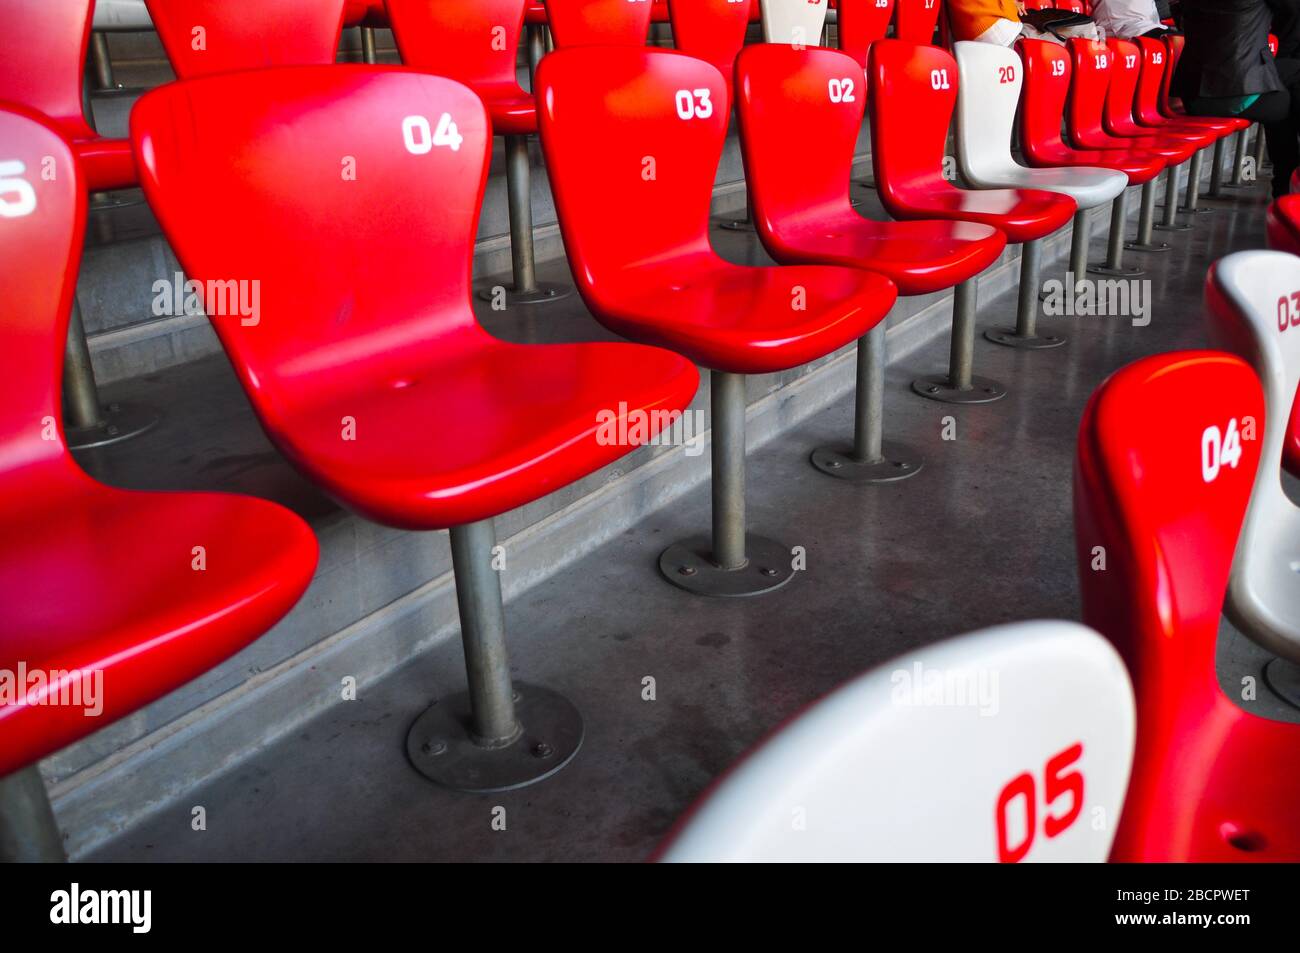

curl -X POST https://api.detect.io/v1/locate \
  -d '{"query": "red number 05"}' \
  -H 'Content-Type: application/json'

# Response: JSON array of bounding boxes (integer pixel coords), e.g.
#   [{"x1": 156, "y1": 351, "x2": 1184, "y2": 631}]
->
[{"x1": 995, "y1": 742, "x2": 1084, "y2": 862}]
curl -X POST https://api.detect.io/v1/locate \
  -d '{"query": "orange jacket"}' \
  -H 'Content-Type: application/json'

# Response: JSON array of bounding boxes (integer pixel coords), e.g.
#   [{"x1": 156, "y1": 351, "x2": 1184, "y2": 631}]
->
[{"x1": 948, "y1": 0, "x2": 1021, "y2": 41}]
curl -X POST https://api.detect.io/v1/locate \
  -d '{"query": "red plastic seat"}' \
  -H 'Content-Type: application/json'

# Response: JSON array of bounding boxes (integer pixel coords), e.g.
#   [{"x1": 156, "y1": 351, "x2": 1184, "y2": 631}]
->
[
  {"x1": 0, "y1": 105, "x2": 317, "y2": 813},
  {"x1": 870, "y1": 41, "x2": 1075, "y2": 245},
  {"x1": 0, "y1": 1, "x2": 135, "y2": 191},
  {"x1": 144, "y1": 0, "x2": 347, "y2": 78},
  {"x1": 894, "y1": 0, "x2": 941, "y2": 45},
  {"x1": 838, "y1": 0, "x2": 896, "y2": 69},
  {"x1": 544, "y1": 0, "x2": 653, "y2": 47},
  {"x1": 1267, "y1": 195, "x2": 1300, "y2": 257},
  {"x1": 1103, "y1": 37, "x2": 1211, "y2": 148},
  {"x1": 1134, "y1": 37, "x2": 1238, "y2": 139},
  {"x1": 537, "y1": 46, "x2": 894, "y2": 596},
  {"x1": 1075, "y1": 349, "x2": 1300, "y2": 861},
  {"x1": 1066, "y1": 39, "x2": 1196, "y2": 164},
  {"x1": 668, "y1": 0, "x2": 753, "y2": 105},
  {"x1": 133, "y1": 65, "x2": 697, "y2": 789}
]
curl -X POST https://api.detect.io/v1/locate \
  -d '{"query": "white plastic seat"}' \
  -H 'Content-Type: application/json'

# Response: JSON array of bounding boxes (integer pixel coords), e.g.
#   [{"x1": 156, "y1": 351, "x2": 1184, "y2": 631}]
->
[
  {"x1": 658, "y1": 621, "x2": 1136, "y2": 862},
  {"x1": 760, "y1": 0, "x2": 828, "y2": 46},
  {"x1": 954, "y1": 41, "x2": 1126, "y2": 210},
  {"x1": 92, "y1": 0, "x2": 154, "y2": 30},
  {"x1": 1208, "y1": 250, "x2": 1300, "y2": 664}
]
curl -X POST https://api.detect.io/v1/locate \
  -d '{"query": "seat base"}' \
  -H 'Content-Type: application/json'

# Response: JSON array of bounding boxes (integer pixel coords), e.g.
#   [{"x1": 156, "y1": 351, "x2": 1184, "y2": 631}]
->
[
  {"x1": 474, "y1": 281, "x2": 574, "y2": 307},
  {"x1": 983, "y1": 327, "x2": 1067, "y2": 350},
  {"x1": 406, "y1": 682, "x2": 583, "y2": 793},
  {"x1": 911, "y1": 374, "x2": 1006, "y2": 404},
  {"x1": 64, "y1": 400, "x2": 159, "y2": 450},
  {"x1": 659, "y1": 534, "x2": 795, "y2": 597},
  {"x1": 1125, "y1": 239, "x2": 1173, "y2": 253},
  {"x1": 1264, "y1": 657, "x2": 1300, "y2": 711},
  {"x1": 1087, "y1": 263, "x2": 1146, "y2": 278},
  {"x1": 810, "y1": 443, "x2": 923, "y2": 484}
]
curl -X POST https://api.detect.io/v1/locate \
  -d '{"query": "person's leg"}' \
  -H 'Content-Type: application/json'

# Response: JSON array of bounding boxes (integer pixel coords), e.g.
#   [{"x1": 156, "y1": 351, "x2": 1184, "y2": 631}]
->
[{"x1": 1185, "y1": 90, "x2": 1295, "y2": 195}]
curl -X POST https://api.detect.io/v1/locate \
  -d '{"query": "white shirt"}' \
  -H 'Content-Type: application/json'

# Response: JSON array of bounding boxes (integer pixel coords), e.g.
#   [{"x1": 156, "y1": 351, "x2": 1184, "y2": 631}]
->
[
  {"x1": 1089, "y1": 0, "x2": 1164, "y2": 39},
  {"x1": 975, "y1": 17, "x2": 1024, "y2": 47}
]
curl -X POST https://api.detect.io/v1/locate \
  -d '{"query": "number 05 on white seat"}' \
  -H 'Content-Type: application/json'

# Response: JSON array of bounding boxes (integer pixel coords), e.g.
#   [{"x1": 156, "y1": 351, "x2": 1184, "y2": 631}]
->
[
  {"x1": 954, "y1": 41, "x2": 1127, "y2": 349},
  {"x1": 658, "y1": 621, "x2": 1135, "y2": 862},
  {"x1": 1208, "y1": 250, "x2": 1300, "y2": 665}
]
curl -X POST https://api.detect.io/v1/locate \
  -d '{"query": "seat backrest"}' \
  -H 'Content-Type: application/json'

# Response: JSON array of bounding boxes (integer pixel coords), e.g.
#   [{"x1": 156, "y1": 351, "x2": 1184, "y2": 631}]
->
[
  {"x1": 1075, "y1": 350, "x2": 1262, "y2": 738},
  {"x1": 1018, "y1": 39, "x2": 1073, "y2": 163},
  {"x1": 668, "y1": 0, "x2": 753, "y2": 101},
  {"x1": 838, "y1": 0, "x2": 895, "y2": 68},
  {"x1": 0, "y1": 0, "x2": 95, "y2": 135},
  {"x1": 1066, "y1": 37, "x2": 1112, "y2": 148},
  {"x1": 735, "y1": 44, "x2": 860, "y2": 235},
  {"x1": 144, "y1": 0, "x2": 346, "y2": 78},
  {"x1": 386, "y1": 0, "x2": 527, "y2": 87},
  {"x1": 759, "y1": 0, "x2": 829, "y2": 46},
  {"x1": 131, "y1": 67, "x2": 491, "y2": 421},
  {"x1": 867, "y1": 39, "x2": 956, "y2": 215},
  {"x1": 658, "y1": 620, "x2": 1135, "y2": 862},
  {"x1": 1132, "y1": 36, "x2": 1168, "y2": 126},
  {"x1": 1103, "y1": 37, "x2": 1143, "y2": 134},
  {"x1": 0, "y1": 105, "x2": 87, "y2": 503},
  {"x1": 536, "y1": 47, "x2": 723, "y2": 308},
  {"x1": 1205, "y1": 251, "x2": 1300, "y2": 658},
  {"x1": 953, "y1": 41, "x2": 1021, "y2": 184},
  {"x1": 894, "y1": 0, "x2": 941, "y2": 44},
  {"x1": 544, "y1": 0, "x2": 652, "y2": 47}
]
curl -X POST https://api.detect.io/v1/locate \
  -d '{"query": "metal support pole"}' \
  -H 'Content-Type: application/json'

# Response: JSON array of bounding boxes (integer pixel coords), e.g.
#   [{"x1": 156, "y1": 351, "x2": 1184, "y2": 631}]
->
[
  {"x1": 1156, "y1": 164, "x2": 1191, "y2": 231},
  {"x1": 1069, "y1": 208, "x2": 1089, "y2": 289},
  {"x1": 449, "y1": 520, "x2": 519, "y2": 747},
  {"x1": 405, "y1": 519, "x2": 584, "y2": 791},
  {"x1": 1125, "y1": 179, "x2": 1171, "y2": 252},
  {"x1": 912, "y1": 279, "x2": 1005, "y2": 402},
  {"x1": 527, "y1": 24, "x2": 546, "y2": 88},
  {"x1": 1090, "y1": 190, "x2": 1144, "y2": 275},
  {"x1": 63, "y1": 301, "x2": 104, "y2": 431},
  {"x1": 89, "y1": 32, "x2": 116, "y2": 90},
  {"x1": 505, "y1": 135, "x2": 537, "y2": 295},
  {"x1": 1182, "y1": 147, "x2": 1205, "y2": 212},
  {"x1": 988, "y1": 239, "x2": 1065, "y2": 348},
  {"x1": 1206, "y1": 137, "x2": 1227, "y2": 197},
  {"x1": 710, "y1": 371, "x2": 747, "y2": 572},
  {"x1": 1253, "y1": 121, "x2": 1268, "y2": 174},
  {"x1": 1230, "y1": 128, "x2": 1249, "y2": 187},
  {"x1": 361, "y1": 27, "x2": 377, "y2": 64},
  {"x1": 0, "y1": 766, "x2": 65, "y2": 862},
  {"x1": 811, "y1": 323, "x2": 923, "y2": 482}
]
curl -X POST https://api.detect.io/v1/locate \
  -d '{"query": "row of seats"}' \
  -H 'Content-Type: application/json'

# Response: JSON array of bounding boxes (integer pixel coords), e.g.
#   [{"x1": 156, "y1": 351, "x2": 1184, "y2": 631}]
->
[{"x1": 0, "y1": 0, "x2": 1289, "y2": 861}]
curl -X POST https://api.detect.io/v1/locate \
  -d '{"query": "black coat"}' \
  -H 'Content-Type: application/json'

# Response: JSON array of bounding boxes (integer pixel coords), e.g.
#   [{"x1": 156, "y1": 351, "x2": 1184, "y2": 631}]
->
[
  {"x1": 1270, "y1": 0, "x2": 1300, "y2": 60},
  {"x1": 1173, "y1": 0, "x2": 1283, "y2": 99}
]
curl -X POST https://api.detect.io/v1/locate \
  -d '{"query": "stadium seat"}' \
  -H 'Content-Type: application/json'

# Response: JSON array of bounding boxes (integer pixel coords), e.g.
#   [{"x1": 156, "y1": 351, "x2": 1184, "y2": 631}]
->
[
  {"x1": 0, "y1": 0, "x2": 158, "y2": 448},
  {"x1": 1076, "y1": 347, "x2": 1300, "y2": 861},
  {"x1": 658, "y1": 620, "x2": 1135, "y2": 862},
  {"x1": 668, "y1": 0, "x2": 753, "y2": 107},
  {"x1": 1019, "y1": 39, "x2": 1166, "y2": 280},
  {"x1": 870, "y1": 40, "x2": 1075, "y2": 399},
  {"x1": 737, "y1": 44, "x2": 1005, "y2": 480},
  {"x1": 0, "y1": 104, "x2": 318, "y2": 861},
  {"x1": 760, "y1": 0, "x2": 828, "y2": 46},
  {"x1": 387, "y1": 0, "x2": 571, "y2": 305},
  {"x1": 838, "y1": 0, "x2": 895, "y2": 69},
  {"x1": 1266, "y1": 195, "x2": 1300, "y2": 257},
  {"x1": 145, "y1": 0, "x2": 347, "y2": 77},
  {"x1": 131, "y1": 65, "x2": 700, "y2": 791},
  {"x1": 894, "y1": 0, "x2": 941, "y2": 45},
  {"x1": 954, "y1": 41, "x2": 1126, "y2": 348},
  {"x1": 537, "y1": 47, "x2": 896, "y2": 594},
  {"x1": 1205, "y1": 251, "x2": 1300, "y2": 666},
  {"x1": 544, "y1": 0, "x2": 653, "y2": 46}
]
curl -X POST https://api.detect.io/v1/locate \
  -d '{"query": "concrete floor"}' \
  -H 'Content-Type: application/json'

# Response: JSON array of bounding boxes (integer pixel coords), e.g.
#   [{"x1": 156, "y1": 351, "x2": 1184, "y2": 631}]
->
[{"x1": 84, "y1": 176, "x2": 1296, "y2": 862}]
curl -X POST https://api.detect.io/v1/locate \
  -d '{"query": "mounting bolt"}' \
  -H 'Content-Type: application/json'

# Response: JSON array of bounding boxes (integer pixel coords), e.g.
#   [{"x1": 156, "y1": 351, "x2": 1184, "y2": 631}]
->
[
  {"x1": 678, "y1": 565, "x2": 696, "y2": 576},
  {"x1": 827, "y1": 459, "x2": 842, "y2": 469},
  {"x1": 423, "y1": 740, "x2": 447, "y2": 756},
  {"x1": 760, "y1": 567, "x2": 778, "y2": 577},
  {"x1": 532, "y1": 742, "x2": 554, "y2": 759}
]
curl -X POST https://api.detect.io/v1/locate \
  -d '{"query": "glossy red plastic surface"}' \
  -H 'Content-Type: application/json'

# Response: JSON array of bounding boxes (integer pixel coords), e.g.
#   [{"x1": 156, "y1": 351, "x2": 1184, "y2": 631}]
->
[
  {"x1": 1066, "y1": 39, "x2": 1194, "y2": 163},
  {"x1": 145, "y1": 0, "x2": 346, "y2": 78},
  {"x1": 668, "y1": 0, "x2": 753, "y2": 104},
  {"x1": 544, "y1": 0, "x2": 653, "y2": 47},
  {"x1": 1103, "y1": 37, "x2": 1209, "y2": 148},
  {"x1": 736, "y1": 44, "x2": 1005, "y2": 295},
  {"x1": 1019, "y1": 40, "x2": 1166, "y2": 186},
  {"x1": 869, "y1": 41, "x2": 1076, "y2": 244},
  {"x1": 344, "y1": 0, "x2": 388, "y2": 27},
  {"x1": 894, "y1": 0, "x2": 941, "y2": 45},
  {"x1": 1134, "y1": 37, "x2": 1238, "y2": 139},
  {"x1": 133, "y1": 66, "x2": 698, "y2": 529},
  {"x1": 0, "y1": 105, "x2": 318, "y2": 779},
  {"x1": 1076, "y1": 350, "x2": 1300, "y2": 861},
  {"x1": 0, "y1": 0, "x2": 136, "y2": 191},
  {"x1": 537, "y1": 47, "x2": 897, "y2": 373},
  {"x1": 1267, "y1": 195, "x2": 1300, "y2": 257},
  {"x1": 838, "y1": 0, "x2": 896, "y2": 69},
  {"x1": 386, "y1": 0, "x2": 537, "y2": 135}
]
